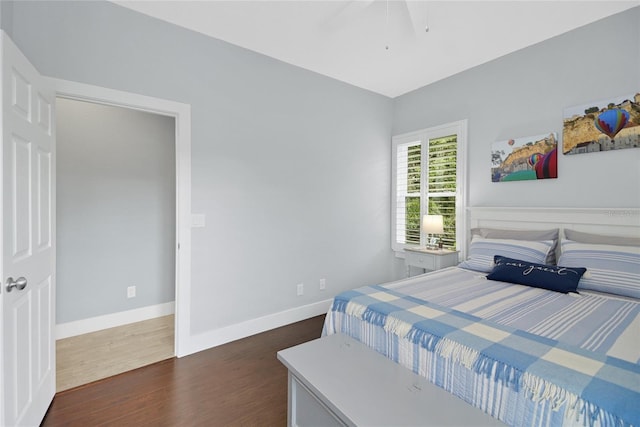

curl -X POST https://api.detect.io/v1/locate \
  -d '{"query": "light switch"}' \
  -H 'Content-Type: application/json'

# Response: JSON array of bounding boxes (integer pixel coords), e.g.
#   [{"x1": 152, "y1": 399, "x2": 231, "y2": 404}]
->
[{"x1": 191, "y1": 214, "x2": 206, "y2": 228}]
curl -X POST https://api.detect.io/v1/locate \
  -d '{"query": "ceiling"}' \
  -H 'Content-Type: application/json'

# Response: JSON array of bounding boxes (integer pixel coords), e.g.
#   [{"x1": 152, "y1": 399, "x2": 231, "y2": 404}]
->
[{"x1": 114, "y1": 1, "x2": 639, "y2": 98}]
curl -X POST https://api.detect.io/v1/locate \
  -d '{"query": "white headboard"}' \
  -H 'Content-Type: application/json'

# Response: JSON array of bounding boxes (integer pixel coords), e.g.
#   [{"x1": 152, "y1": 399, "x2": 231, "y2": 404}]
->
[{"x1": 464, "y1": 207, "x2": 640, "y2": 258}]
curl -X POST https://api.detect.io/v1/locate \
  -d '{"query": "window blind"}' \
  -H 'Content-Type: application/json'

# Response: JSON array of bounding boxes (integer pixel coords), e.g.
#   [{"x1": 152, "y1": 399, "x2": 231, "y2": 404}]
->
[
  {"x1": 395, "y1": 141, "x2": 421, "y2": 245},
  {"x1": 427, "y1": 136, "x2": 457, "y2": 249},
  {"x1": 393, "y1": 131, "x2": 459, "y2": 251}
]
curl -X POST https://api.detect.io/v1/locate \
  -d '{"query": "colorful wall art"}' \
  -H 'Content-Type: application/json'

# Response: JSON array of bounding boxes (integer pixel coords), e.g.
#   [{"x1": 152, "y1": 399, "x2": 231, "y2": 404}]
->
[
  {"x1": 563, "y1": 93, "x2": 640, "y2": 155},
  {"x1": 491, "y1": 133, "x2": 557, "y2": 182}
]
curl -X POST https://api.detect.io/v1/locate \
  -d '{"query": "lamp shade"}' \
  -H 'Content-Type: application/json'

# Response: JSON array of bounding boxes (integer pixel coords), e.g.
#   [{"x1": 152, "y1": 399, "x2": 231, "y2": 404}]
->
[{"x1": 422, "y1": 214, "x2": 444, "y2": 235}]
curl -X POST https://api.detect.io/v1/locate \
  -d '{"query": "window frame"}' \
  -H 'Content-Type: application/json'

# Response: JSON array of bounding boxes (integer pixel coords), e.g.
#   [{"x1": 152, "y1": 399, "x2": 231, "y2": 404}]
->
[{"x1": 391, "y1": 119, "x2": 468, "y2": 256}]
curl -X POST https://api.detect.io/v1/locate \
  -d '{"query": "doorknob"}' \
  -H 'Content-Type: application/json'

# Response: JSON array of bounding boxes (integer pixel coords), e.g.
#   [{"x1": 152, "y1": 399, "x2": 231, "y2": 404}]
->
[{"x1": 6, "y1": 277, "x2": 28, "y2": 292}]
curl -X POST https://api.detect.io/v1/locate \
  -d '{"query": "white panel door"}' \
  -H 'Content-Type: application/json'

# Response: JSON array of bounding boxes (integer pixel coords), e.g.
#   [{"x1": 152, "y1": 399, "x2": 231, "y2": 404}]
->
[{"x1": 1, "y1": 32, "x2": 55, "y2": 427}]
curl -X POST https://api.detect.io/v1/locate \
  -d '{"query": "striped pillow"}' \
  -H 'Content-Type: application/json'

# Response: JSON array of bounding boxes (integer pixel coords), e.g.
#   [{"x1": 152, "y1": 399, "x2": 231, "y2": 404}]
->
[
  {"x1": 558, "y1": 240, "x2": 640, "y2": 299},
  {"x1": 458, "y1": 236, "x2": 553, "y2": 273},
  {"x1": 471, "y1": 227, "x2": 559, "y2": 265}
]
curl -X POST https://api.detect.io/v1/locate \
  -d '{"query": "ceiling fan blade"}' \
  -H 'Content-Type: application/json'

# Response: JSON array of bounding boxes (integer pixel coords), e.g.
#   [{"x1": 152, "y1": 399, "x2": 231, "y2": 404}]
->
[
  {"x1": 403, "y1": 0, "x2": 428, "y2": 37},
  {"x1": 321, "y1": 0, "x2": 377, "y2": 32}
]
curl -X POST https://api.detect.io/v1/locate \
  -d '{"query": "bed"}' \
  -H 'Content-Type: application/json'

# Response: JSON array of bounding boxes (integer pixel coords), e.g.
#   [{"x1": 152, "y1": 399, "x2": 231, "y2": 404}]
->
[{"x1": 322, "y1": 208, "x2": 640, "y2": 427}]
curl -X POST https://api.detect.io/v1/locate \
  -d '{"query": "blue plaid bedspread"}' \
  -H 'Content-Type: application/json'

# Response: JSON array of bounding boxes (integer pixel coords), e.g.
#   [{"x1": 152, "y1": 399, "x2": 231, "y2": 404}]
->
[{"x1": 330, "y1": 284, "x2": 640, "y2": 427}]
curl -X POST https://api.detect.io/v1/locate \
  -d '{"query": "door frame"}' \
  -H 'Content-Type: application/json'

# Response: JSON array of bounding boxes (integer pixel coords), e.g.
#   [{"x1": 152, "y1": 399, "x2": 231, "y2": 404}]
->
[{"x1": 49, "y1": 78, "x2": 192, "y2": 357}]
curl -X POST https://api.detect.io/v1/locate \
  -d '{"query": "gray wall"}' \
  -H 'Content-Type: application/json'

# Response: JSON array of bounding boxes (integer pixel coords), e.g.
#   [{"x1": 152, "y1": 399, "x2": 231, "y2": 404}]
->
[
  {"x1": 394, "y1": 7, "x2": 640, "y2": 208},
  {"x1": 0, "y1": 0, "x2": 13, "y2": 37},
  {"x1": 8, "y1": 1, "x2": 635, "y2": 335},
  {"x1": 6, "y1": 1, "x2": 396, "y2": 332},
  {"x1": 56, "y1": 98, "x2": 176, "y2": 323}
]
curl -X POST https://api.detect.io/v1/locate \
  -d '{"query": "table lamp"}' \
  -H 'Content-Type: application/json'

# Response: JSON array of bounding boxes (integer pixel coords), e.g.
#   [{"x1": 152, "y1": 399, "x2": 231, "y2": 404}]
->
[{"x1": 422, "y1": 214, "x2": 444, "y2": 249}]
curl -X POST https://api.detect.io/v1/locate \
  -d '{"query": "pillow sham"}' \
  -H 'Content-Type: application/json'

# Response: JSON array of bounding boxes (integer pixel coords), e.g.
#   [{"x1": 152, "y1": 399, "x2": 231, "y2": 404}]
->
[
  {"x1": 487, "y1": 255, "x2": 586, "y2": 294},
  {"x1": 564, "y1": 229, "x2": 640, "y2": 247},
  {"x1": 558, "y1": 240, "x2": 640, "y2": 299},
  {"x1": 471, "y1": 227, "x2": 559, "y2": 265},
  {"x1": 458, "y1": 236, "x2": 553, "y2": 273}
]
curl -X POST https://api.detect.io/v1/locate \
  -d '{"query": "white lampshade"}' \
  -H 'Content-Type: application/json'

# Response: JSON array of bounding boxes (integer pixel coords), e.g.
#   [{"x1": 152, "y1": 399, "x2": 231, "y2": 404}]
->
[{"x1": 422, "y1": 214, "x2": 444, "y2": 235}]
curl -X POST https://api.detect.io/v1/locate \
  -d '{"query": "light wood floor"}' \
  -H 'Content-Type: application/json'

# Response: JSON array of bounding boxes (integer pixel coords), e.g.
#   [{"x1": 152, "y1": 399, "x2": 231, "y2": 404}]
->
[{"x1": 56, "y1": 315, "x2": 175, "y2": 392}]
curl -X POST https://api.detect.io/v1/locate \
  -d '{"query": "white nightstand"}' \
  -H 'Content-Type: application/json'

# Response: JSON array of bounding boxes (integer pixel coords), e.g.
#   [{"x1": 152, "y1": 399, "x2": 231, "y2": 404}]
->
[{"x1": 404, "y1": 247, "x2": 459, "y2": 277}]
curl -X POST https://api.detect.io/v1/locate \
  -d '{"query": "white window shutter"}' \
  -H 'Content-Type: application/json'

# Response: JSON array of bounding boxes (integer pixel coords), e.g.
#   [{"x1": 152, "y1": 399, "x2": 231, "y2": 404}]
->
[{"x1": 392, "y1": 120, "x2": 466, "y2": 253}]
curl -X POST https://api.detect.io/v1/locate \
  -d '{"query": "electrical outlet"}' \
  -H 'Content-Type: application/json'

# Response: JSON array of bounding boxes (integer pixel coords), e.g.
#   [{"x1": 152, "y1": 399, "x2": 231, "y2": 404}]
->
[
  {"x1": 319, "y1": 278, "x2": 326, "y2": 291},
  {"x1": 297, "y1": 283, "x2": 304, "y2": 296},
  {"x1": 127, "y1": 286, "x2": 136, "y2": 298}
]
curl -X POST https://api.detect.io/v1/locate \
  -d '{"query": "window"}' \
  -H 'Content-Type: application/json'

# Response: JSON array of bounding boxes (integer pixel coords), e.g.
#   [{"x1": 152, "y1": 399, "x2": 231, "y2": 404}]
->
[{"x1": 391, "y1": 120, "x2": 467, "y2": 252}]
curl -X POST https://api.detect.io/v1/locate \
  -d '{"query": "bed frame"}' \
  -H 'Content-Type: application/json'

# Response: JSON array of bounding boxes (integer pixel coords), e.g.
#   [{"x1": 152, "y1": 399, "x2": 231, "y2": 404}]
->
[{"x1": 464, "y1": 207, "x2": 640, "y2": 258}]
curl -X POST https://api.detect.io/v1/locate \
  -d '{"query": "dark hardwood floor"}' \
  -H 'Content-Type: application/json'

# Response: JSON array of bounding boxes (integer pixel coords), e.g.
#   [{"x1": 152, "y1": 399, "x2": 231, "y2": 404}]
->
[{"x1": 42, "y1": 315, "x2": 326, "y2": 427}]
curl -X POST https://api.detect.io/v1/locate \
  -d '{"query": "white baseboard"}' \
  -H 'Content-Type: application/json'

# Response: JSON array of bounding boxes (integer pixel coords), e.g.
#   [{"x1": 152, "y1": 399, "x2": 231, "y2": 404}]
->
[
  {"x1": 181, "y1": 299, "x2": 333, "y2": 357},
  {"x1": 56, "y1": 302, "x2": 175, "y2": 340}
]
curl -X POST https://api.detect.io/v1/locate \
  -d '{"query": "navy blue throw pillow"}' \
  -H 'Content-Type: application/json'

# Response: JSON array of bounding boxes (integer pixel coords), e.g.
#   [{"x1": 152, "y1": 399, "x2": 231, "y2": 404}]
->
[{"x1": 487, "y1": 256, "x2": 586, "y2": 294}]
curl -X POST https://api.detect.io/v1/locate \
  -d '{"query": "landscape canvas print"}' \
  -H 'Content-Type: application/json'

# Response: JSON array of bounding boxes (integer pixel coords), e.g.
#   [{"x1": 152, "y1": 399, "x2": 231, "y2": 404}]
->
[
  {"x1": 491, "y1": 133, "x2": 557, "y2": 182},
  {"x1": 562, "y1": 93, "x2": 640, "y2": 155}
]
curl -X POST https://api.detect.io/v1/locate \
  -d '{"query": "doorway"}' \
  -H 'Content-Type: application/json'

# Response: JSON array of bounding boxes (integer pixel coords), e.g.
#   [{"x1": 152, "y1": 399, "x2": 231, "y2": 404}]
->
[
  {"x1": 49, "y1": 79, "x2": 192, "y2": 392},
  {"x1": 55, "y1": 97, "x2": 176, "y2": 391}
]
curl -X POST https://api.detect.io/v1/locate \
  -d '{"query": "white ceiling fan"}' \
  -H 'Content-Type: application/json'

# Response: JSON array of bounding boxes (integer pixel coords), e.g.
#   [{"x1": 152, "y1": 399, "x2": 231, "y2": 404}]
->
[
  {"x1": 113, "y1": 1, "x2": 638, "y2": 97},
  {"x1": 321, "y1": 0, "x2": 431, "y2": 49}
]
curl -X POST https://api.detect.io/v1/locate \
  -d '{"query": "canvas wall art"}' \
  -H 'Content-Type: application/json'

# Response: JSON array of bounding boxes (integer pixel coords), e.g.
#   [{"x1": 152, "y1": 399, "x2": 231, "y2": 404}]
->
[
  {"x1": 563, "y1": 93, "x2": 639, "y2": 155},
  {"x1": 491, "y1": 133, "x2": 557, "y2": 182}
]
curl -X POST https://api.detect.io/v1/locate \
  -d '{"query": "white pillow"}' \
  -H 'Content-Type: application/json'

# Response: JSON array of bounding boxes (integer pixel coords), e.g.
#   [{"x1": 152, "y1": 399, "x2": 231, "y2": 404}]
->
[{"x1": 458, "y1": 236, "x2": 554, "y2": 273}]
